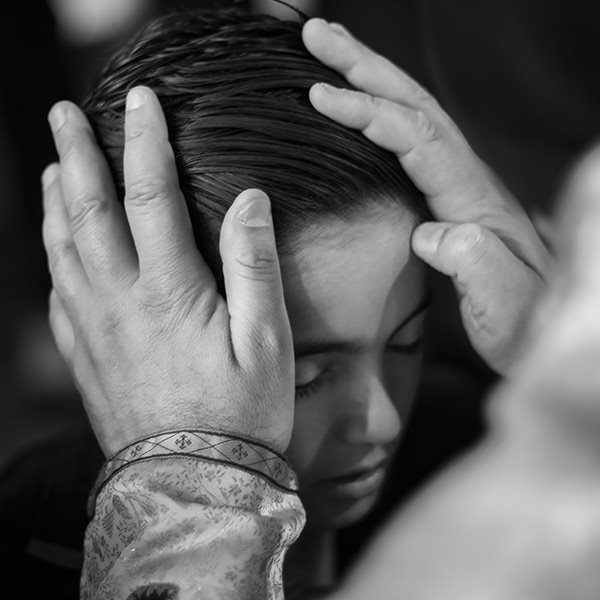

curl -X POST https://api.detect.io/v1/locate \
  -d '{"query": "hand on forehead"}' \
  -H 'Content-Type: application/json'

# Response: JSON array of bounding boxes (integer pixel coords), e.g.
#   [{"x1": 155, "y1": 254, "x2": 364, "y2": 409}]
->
[{"x1": 302, "y1": 17, "x2": 552, "y2": 376}]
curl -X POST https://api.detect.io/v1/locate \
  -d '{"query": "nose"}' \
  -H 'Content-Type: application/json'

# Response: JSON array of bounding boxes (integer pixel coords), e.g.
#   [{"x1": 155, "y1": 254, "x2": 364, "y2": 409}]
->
[{"x1": 336, "y1": 373, "x2": 402, "y2": 446}]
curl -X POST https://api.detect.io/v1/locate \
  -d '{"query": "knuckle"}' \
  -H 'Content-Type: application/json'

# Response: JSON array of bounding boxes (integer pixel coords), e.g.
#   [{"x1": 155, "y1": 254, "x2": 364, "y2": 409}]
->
[
  {"x1": 237, "y1": 325, "x2": 291, "y2": 392},
  {"x1": 136, "y1": 277, "x2": 206, "y2": 321},
  {"x1": 233, "y1": 244, "x2": 279, "y2": 282},
  {"x1": 85, "y1": 302, "x2": 134, "y2": 357},
  {"x1": 69, "y1": 190, "x2": 109, "y2": 233},
  {"x1": 135, "y1": 284, "x2": 178, "y2": 316},
  {"x1": 363, "y1": 92, "x2": 378, "y2": 107},
  {"x1": 344, "y1": 49, "x2": 364, "y2": 80},
  {"x1": 363, "y1": 93, "x2": 388, "y2": 116},
  {"x1": 415, "y1": 87, "x2": 439, "y2": 110},
  {"x1": 48, "y1": 239, "x2": 76, "y2": 274},
  {"x1": 351, "y1": 89, "x2": 377, "y2": 113},
  {"x1": 413, "y1": 109, "x2": 439, "y2": 144},
  {"x1": 191, "y1": 290, "x2": 219, "y2": 325},
  {"x1": 125, "y1": 122, "x2": 146, "y2": 142},
  {"x1": 254, "y1": 321, "x2": 290, "y2": 357},
  {"x1": 125, "y1": 179, "x2": 173, "y2": 209},
  {"x1": 100, "y1": 304, "x2": 126, "y2": 336},
  {"x1": 453, "y1": 223, "x2": 489, "y2": 263}
]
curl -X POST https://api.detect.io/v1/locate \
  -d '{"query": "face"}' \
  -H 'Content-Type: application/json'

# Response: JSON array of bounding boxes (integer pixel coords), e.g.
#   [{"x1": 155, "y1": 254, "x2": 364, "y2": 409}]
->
[{"x1": 282, "y1": 208, "x2": 427, "y2": 531}]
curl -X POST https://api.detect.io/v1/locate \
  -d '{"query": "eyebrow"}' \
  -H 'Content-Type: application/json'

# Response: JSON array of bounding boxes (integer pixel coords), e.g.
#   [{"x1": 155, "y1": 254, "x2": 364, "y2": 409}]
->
[{"x1": 293, "y1": 288, "x2": 432, "y2": 359}]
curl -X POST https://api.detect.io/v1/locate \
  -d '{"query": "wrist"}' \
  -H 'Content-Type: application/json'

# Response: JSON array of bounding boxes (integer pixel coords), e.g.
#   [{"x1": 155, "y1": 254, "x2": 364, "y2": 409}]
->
[{"x1": 88, "y1": 427, "x2": 297, "y2": 516}]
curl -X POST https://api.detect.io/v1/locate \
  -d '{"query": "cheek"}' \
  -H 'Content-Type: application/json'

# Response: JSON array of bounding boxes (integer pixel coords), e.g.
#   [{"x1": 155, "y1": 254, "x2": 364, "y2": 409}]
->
[
  {"x1": 286, "y1": 357, "x2": 424, "y2": 479},
  {"x1": 383, "y1": 353, "x2": 424, "y2": 422},
  {"x1": 286, "y1": 399, "x2": 334, "y2": 480}
]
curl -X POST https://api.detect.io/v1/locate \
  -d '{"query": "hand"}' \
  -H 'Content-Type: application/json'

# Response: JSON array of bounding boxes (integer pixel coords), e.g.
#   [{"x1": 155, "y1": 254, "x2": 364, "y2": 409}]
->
[
  {"x1": 331, "y1": 145, "x2": 600, "y2": 600},
  {"x1": 42, "y1": 86, "x2": 294, "y2": 457},
  {"x1": 302, "y1": 19, "x2": 552, "y2": 375}
]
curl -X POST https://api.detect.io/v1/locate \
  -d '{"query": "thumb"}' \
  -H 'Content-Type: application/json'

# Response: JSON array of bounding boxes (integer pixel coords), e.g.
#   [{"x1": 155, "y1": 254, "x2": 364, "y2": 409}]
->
[
  {"x1": 412, "y1": 221, "x2": 523, "y2": 288},
  {"x1": 412, "y1": 221, "x2": 542, "y2": 373},
  {"x1": 219, "y1": 189, "x2": 293, "y2": 369}
]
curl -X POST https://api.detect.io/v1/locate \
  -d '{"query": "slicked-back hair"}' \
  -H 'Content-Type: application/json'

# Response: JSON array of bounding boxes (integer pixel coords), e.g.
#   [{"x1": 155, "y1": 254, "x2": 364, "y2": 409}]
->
[{"x1": 83, "y1": 8, "x2": 425, "y2": 281}]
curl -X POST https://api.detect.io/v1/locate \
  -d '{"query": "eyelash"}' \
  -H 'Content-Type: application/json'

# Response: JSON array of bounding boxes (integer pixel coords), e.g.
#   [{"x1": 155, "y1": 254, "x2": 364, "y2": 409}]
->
[
  {"x1": 295, "y1": 370, "x2": 328, "y2": 399},
  {"x1": 294, "y1": 337, "x2": 425, "y2": 400},
  {"x1": 385, "y1": 336, "x2": 425, "y2": 355}
]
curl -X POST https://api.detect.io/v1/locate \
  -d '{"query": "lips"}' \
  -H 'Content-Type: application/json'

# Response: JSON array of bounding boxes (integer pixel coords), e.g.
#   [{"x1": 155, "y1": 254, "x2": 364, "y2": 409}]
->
[{"x1": 325, "y1": 456, "x2": 390, "y2": 485}]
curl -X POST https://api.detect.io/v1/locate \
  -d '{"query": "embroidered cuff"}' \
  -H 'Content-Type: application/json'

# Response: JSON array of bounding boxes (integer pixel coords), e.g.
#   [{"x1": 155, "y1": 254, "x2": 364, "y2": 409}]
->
[{"x1": 88, "y1": 429, "x2": 298, "y2": 515}]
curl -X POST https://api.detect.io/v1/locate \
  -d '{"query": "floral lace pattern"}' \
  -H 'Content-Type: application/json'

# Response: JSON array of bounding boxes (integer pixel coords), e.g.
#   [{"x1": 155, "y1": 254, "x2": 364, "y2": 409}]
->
[{"x1": 82, "y1": 432, "x2": 305, "y2": 600}]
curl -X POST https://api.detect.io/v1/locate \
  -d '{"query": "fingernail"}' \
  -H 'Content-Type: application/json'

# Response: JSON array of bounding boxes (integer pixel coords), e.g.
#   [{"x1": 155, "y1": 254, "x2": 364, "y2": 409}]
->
[
  {"x1": 414, "y1": 223, "x2": 446, "y2": 255},
  {"x1": 316, "y1": 82, "x2": 342, "y2": 95},
  {"x1": 127, "y1": 87, "x2": 147, "y2": 111},
  {"x1": 329, "y1": 22, "x2": 351, "y2": 37},
  {"x1": 48, "y1": 105, "x2": 67, "y2": 132},
  {"x1": 41, "y1": 163, "x2": 60, "y2": 190},
  {"x1": 237, "y1": 191, "x2": 271, "y2": 227}
]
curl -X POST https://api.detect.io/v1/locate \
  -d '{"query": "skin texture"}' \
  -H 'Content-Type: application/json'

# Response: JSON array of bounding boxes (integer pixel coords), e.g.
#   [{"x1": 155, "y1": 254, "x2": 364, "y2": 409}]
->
[
  {"x1": 302, "y1": 18, "x2": 552, "y2": 375},
  {"x1": 282, "y1": 214, "x2": 426, "y2": 530},
  {"x1": 43, "y1": 90, "x2": 295, "y2": 457}
]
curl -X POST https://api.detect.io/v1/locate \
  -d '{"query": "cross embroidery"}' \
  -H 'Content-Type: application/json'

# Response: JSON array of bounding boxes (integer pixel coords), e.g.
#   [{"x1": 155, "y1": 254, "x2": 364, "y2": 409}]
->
[
  {"x1": 129, "y1": 444, "x2": 143, "y2": 458},
  {"x1": 231, "y1": 443, "x2": 248, "y2": 461},
  {"x1": 175, "y1": 434, "x2": 192, "y2": 450}
]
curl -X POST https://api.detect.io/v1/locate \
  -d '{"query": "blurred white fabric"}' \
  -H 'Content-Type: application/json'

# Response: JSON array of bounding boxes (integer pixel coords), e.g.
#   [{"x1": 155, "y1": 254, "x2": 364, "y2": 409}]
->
[
  {"x1": 48, "y1": 0, "x2": 155, "y2": 45},
  {"x1": 250, "y1": 0, "x2": 320, "y2": 18}
]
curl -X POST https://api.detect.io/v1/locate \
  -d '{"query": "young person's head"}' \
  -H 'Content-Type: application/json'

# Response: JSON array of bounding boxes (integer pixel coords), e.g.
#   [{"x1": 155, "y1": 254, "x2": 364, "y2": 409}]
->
[{"x1": 84, "y1": 8, "x2": 429, "y2": 532}]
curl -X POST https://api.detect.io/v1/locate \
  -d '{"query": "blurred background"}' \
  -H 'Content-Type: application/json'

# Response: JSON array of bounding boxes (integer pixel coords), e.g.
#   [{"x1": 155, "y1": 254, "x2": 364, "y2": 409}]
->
[{"x1": 1, "y1": 0, "x2": 600, "y2": 512}]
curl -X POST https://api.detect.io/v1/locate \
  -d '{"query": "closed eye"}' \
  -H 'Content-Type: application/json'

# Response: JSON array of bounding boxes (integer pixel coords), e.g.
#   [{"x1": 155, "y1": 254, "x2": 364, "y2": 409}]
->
[
  {"x1": 295, "y1": 369, "x2": 329, "y2": 399},
  {"x1": 386, "y1": 336, "x2": 425, "y2": 355}
]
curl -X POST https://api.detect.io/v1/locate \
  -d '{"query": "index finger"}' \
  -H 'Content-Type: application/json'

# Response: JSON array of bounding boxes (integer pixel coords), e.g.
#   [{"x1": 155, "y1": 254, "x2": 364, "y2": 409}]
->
[
  {"x1": 302, "y1": 18, "x2": 436, "y2": 111},
  {"x1": 308, "y1": 83, "x2": 549, "y2": 275},
  {"x1": 302, "y1": 21, "x2": 518, "y2": 216},
  {"x1": 122, "y1": 86, "x2": 215, "y2": 291}
]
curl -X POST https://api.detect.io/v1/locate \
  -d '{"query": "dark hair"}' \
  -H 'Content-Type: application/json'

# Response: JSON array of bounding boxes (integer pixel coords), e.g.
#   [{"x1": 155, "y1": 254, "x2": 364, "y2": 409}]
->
[{"x1": 83, "y1": 7, "x2": 424, "y2": 280}]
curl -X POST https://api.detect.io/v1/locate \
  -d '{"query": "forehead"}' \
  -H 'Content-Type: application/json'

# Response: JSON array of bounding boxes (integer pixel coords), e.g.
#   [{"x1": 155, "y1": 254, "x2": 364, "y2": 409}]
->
[{"x1": 280, "y1": 211, "x2": 425, "y2": 343}]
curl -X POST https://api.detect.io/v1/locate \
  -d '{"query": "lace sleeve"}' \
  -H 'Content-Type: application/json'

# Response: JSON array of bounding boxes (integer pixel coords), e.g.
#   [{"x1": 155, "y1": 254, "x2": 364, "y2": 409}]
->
[{"x1": 81, "y1": 429, "x2": 306, "y2": 600}]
